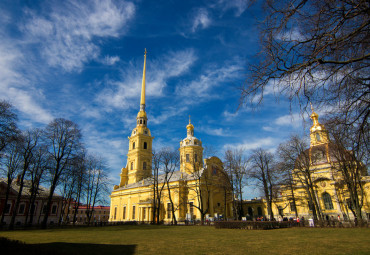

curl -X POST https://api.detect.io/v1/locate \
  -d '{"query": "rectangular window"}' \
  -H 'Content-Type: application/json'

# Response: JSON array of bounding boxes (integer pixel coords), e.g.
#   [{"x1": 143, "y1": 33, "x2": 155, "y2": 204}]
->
[
  {"x1": 52, "y1": 205, "x2": 57, "y2": 214},
  {"x1": 132, "y1": 206, "x2": 136, "y2": 219},
  {"x1": 189, "y1": 202, "x2": 194, "y2": 216},
  {"x1": 114, "y1": 207, "x2": 117, "y2": 220},
  {"x1": 167, "y1": 203, "x2": 172, "y2": 219},
  {"x1": 18, "y1": 204, "x2": 25, "y2": 214},
  {"x1": 5, "y1": 203, "x2": 11, "y2": 214},
  {"x1": 123, "y1": 206, "x2": 126, "y2": 219},
  {"x1": 143, "y1": 208, "x2": 146, "y2": 220},
  {"x1": 42, "y1": 204, "x2": 48, "y2": 214},
  {"x1": 186, "y1": 154, "x2": 190, "y2": 162},
  {"x1": 30, "y1": 204, "x2": 36, "y2": 215},
  {"x1": 195, "y1": 154, "x2": 197, "y2": 162}
]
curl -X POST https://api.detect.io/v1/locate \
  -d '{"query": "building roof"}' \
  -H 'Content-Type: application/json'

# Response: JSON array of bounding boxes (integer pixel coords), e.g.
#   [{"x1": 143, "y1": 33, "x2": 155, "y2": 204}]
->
[
  {"x1": 77, "y1": 205, "x2": 110, "y2": 210},
  {"x1": 0, "y1": 178, "x2": 62, "y2": 198},
  {"x1": 115, "y1": 169, "x2": 204, "y2": 191}
]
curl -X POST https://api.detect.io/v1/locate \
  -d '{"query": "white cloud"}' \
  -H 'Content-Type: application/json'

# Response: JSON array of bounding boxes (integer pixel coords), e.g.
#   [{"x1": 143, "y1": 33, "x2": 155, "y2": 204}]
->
[
  {"x1": 191, "y1": 8, "x2": 211, "y2": 32},
  {"x1": 98, "y1": 49, "x2": 197, "y2": 110},
  {"x1": 213, "y1": 0, "x2": 249, "y2": 16},
  {"x1": 82, "y1": 124, "x2": 127, "y2": 172},
  {"x1": 0, "y1": 42, "x2": 53, "y2": 124},
  {"x1": 22, "y1": 0, "x2": 135, "y2": 72},
  {"x1": 198, "y1": 126, "x2": 233, "y2": 137},
  {"x1": 223, "y1": 137, "x2": 276, "y2": 151},
  {"x1": 274, "y1": 113, "x2": 302, "y2": 128},
  {"x1": 175, "y1": 60, "x2": 242, "y2": 103},
  {"x1": 223, "y1": 107, "x2": 252, "y2": 121},
  {"x1": 151, "y1": 106, "x2": 188, "y2": 125},
  {"x1": 101, "y1": 55, "x2": 120, "y2": 65}
]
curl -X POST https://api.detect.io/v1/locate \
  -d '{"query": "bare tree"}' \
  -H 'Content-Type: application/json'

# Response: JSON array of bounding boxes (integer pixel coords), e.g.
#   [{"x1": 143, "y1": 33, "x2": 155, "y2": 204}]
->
[
  {"x1": 242, "y1": 0, "x2": 369, "y2": 152},
  {"x1": 278, "y1": 135, "x2": 323, "y2": 220},
  {"x1": 248, "y1": 148, "x2": 278, "y2": 220},
  {"x1": 9, "y1": 129, "x2": 42, "y2": 229},
  {"x1": 84, "y1": 154, "x2": 109, "y2": 225},
  {"x1": 71, "y1": 154, "x2": 86, "y2": 225},
  {"x1": 0, "y1": 100, "x2": 19, "y2": 154},
  {"x1": 189, "y1": 166, "x2": 211, "y2": 225},
  {"x1": 151, "y1": 150, "x2": 166, "y2": 224},
  {"x1": 274, "y1": 160, "x2": 299, "y2": 219},
  {"x1": 41, "y1": 118, "x2": 82, "y2": 228},
  {"x1": 26, "y1": 141, "x2": 49, "y2": 225},
  {"x1": 224, "y1": 148, "x2": 248, "y2": 220},
  {"x1": 57, "y1": 152, "x2": 85, "y2": 225},
  {"x1": 324, "y1": 119, "x2": 368, "y2": 225},
  {"x1": 161, "y1": 148, "x2": 180, "y2": 225},
  {"x1": 0, "y1": 138, "x2": 23, "y2": 226}
]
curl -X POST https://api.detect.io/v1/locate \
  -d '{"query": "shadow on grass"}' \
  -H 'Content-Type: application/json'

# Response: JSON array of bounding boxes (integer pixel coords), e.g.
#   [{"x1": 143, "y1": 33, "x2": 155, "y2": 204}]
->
[{"x1": 1, "y1": 237, "x2": 136, "y2": 255}]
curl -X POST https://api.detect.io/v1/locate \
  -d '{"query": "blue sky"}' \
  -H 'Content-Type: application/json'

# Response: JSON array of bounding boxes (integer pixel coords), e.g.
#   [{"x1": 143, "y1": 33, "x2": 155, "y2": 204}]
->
[{"x1": 0, "y1": 0, "x2": 312, "y2": 199}]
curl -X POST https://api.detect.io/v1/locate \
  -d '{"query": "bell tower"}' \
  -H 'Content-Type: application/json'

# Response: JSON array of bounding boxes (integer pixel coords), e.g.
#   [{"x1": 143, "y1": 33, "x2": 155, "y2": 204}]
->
[
  {"x1": 179, "y1": 117, "x2": 203, "y2": 174},
  {"x1": 309, "y1": 104, "x2": 329, "y2": 147},
  {"x1": 119, "y1": 49, "x2": 154, "y2": 186}
]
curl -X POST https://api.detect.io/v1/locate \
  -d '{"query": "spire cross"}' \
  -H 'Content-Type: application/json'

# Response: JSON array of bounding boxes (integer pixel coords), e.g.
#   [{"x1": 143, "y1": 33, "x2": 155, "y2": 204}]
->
[
  {"x1": 189, "y1": 115, "x2": 191, "y2": 124},
  {"x1": 310, "y1": 102, "x2": 314, "y2": 113},
  {"x1": 144, "y1": 48, "x2": 147, "y2": 56}
]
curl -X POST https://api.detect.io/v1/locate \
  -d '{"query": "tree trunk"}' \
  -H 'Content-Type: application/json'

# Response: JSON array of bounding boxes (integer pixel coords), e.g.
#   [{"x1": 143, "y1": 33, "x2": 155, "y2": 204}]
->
[
  {"x1": 0, "y1": 179, "x2": 13, "y2": 227},
  {"x1": 9, "y1": 169, "x2": 27, "y2": 229}
]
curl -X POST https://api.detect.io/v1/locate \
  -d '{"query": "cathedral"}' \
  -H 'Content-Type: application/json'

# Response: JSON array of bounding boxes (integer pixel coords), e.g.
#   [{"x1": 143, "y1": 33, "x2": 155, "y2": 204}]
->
[{"x1": 109, "y1": 51, "x2": 233, "y2": 223}]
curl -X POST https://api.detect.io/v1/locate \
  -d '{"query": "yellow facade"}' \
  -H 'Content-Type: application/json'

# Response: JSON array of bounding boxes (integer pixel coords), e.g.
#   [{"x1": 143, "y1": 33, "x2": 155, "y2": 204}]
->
[
  {"x1": 110, "y1": 51, "x2": 233, "y2": 223},
  {"x1": 266, "y1": 109, "x2": 370, "y2": 221}
]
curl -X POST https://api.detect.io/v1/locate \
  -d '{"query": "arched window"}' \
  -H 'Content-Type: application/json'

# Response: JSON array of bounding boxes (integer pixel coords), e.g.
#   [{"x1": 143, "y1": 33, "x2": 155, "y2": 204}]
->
[
  {"x1": 195, "y1": 154, "x2": 198, "y2": 162},
  {"x1": 140, "y1": 119, "x2": 142, "y2": 124},
  {"x1": 248, "y1": 207, "x2": 253, "y2": 217},
  {"x1": 131, "y1": 162, "x2": 133, "y2": 170},
  {"x1": 133, "y1": 142, "x2": 135, "y2": 149},
  {"x1": 316, "y1": 132, "x2": 321, "y2": 141},
  {"x1": 143, "y1": 120, "x2": 146, "y2": 125},
  {"x1": 144, "y1": 142, "x2": 147, "y2": 149},
  {"x1": 322, "y1": 192, "x2": 334, "y2": 210},
  {"x1": 143, "y1": 162, "x2": 147, "y2": 170}
]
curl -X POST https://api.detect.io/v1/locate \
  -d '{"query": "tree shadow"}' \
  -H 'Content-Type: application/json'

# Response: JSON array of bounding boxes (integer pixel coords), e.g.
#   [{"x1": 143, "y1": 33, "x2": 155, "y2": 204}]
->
[{"x1": 1, "y1": 238, "x2": 136, "y2": 255}]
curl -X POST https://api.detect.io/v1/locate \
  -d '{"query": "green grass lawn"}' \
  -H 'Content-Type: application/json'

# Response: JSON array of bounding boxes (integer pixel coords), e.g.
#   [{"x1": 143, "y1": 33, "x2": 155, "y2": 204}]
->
[{"x1": 1, "y1": 225, "x2": 369, "y2": 255}]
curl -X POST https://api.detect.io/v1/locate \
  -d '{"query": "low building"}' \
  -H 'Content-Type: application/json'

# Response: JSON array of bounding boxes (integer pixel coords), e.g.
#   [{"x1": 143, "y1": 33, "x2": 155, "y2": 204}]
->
[
  {"x1": 63, "y1": 202, "x2": 110, "y2": 224},
  {"x1": 0, "y1": 178, "x2": 63, "y2": 226}
]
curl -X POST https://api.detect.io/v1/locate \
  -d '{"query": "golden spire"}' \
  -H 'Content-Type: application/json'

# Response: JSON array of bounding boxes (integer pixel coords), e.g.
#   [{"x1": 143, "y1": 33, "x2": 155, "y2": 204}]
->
[
  {"x1": 310, "y1": 103, "x2": 319, "y2": 126},
  {"x1": 187, "y1": 115, "x2": 194, "y2": 132},
  {"x1": 140, "y1": 49, "x2": 147, "y2": 110}
]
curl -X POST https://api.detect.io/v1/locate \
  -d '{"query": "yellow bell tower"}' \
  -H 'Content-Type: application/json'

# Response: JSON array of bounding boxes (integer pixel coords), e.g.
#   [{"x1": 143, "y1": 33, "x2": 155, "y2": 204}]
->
[
  {"x1": 179, "y1": 117, "x2": 203, "y2": 174},
  {"x1": 119, "y1": 49, "x2": 154, "y2": 186},
  {"x1": 309, "y1": 104, "x2": 329, "y2": 147}
]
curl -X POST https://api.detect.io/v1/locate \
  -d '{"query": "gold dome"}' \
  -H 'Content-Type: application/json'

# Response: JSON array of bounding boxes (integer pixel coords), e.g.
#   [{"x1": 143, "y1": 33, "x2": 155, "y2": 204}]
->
[
  {"x1": 187, "y1": 123, "x2": 194, "y2": 130},
  {"x1": 187, "y1": 115, "x2": 194, "y2": 130}
]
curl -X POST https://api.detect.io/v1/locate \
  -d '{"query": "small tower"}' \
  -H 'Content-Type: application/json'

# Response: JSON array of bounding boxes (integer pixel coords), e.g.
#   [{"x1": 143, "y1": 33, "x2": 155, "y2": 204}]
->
[
  {"x1": 120, "y1": 49, "x2": 154, "y2": 186},
  {"x1": 309, "y1": 104, "x2": 329, "y2": 147},
  {"x1": 179, "y1": 117, "x2": 203, "y2": 174}
]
